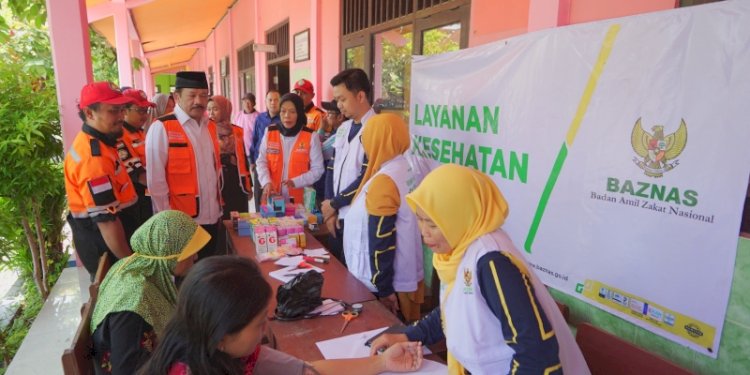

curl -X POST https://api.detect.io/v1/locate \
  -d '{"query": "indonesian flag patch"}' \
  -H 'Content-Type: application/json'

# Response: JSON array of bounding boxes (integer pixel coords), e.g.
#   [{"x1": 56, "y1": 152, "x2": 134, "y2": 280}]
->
[{"x1": 88, "y1": 175, "x2": 117, "y2": 206}]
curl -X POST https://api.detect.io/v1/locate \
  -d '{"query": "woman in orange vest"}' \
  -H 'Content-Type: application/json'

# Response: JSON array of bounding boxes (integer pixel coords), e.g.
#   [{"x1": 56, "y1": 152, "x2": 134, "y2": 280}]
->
[
  {"x1": 256, "y1": 93, "x2": 324, "y2": 206},
  {"x1": 207, "y1": 95, "x2": 253, "y2": 218}
]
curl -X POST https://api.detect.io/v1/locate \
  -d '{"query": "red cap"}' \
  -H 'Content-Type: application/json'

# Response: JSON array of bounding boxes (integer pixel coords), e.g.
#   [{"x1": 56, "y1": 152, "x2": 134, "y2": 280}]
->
[
  {"x1": 79, "y1": 82, "x2": 134, "y2": 109},
  {"x1": 293, "y1": 79, "x2": 314, "y2": 95},
  {"x1": 123, "y1": 89, "x2": 156, "y2": 107}
]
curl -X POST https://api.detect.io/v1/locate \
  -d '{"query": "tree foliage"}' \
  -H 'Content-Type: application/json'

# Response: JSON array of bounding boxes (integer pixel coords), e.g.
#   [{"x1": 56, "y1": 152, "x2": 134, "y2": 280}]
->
[
  {"x1": 89, "y1": 27, "x2": 120, "y2": 85},
  {"x1": 0, "y1": 0, "x2": 69, "y2": 369}
]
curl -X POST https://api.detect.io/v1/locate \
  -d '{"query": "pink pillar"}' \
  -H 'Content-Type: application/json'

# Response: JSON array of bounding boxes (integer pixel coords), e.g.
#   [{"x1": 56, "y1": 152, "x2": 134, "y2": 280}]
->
[
  {"x1": 141, "y1": 51, "x2": 154, "y2": 97},
  {"x1": 228, "y1": 6, "x2": 240, "y2": 107},
  {"x1": 46, "y1": 0, "x2": 93, "y2": 150},
  {"x1": 254, "y1": 0, "x2": 267, "y2": 111},
  {"x1": 310, "y1": 0, "x2": 322, "y2": 106},
  {"x1": 113, "y1": 1, "x2": 133, "y2": 87},
  {"x1": 528, "y1": 0, "x2": 571, "y2": 31}
]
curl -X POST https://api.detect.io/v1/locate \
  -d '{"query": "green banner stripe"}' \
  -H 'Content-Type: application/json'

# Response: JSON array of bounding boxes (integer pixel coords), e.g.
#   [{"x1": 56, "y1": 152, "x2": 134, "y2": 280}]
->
[{"x1": 524, "y1": 143, "x2": 568, "y2": 253}]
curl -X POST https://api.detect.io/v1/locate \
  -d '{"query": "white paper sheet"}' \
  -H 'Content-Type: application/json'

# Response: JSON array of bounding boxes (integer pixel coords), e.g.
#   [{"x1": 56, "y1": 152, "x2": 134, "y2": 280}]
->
[
  {"x1": 303, "y1": 248, "x2": 329, "y2": 257},
  {"x1": 274, "y1": 255, "x2": 305, "y2": 267},
  {"x1": 316, "y1": 327, "x2": 446, "y2": 374},
  {"x1": 268, "y1": 264, "x2": 324, "y2": 283}
]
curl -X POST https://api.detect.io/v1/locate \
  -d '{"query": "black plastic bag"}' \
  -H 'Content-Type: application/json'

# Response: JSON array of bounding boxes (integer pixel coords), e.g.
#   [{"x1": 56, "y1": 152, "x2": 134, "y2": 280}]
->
[{"x1": 274, "y1": 271, "x2": 324, "y2": 320}]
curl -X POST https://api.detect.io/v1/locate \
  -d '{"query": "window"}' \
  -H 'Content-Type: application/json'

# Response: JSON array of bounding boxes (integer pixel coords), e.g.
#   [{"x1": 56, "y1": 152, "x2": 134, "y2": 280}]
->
[
  {"x1": 421, "y1": 22, "x2": 461, "y2": 56},
  {"x1": 220, "y1": 56, "x2": 231, "y2": 98},
  {"x1": 373, "y1": 25, "x2": 413, "y2": 110},
  {"x1": 341, "y1": 0, "x2": 470, "y2": 116},
  {"x1": 679, "y1": 0, "x2": 723, "y2": 6},
  {"x1": 345, "y1": 45, "x2": 365, "y2": 70},
  {"x1": 238, "y1": 42, "x2": 256, "y2": 97},
  {"x1": 207, "y1": 66, "x2": 214, "y2": 96}
]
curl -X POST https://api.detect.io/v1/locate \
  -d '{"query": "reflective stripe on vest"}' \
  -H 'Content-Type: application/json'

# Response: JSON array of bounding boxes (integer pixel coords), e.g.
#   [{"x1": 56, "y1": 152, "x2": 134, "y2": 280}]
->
[
  {"x1": 232, "y1": 125, "x2": 252, "y2": 194},
  {"x1": 266, "y1": 127, "x2": 312, "y2": 204},
  {"x1": 163, "y1": 119, "x2": 222, "y2": 217},
  {"x1": 64, "y1": 131, "x2": 138, "y2": 218}
]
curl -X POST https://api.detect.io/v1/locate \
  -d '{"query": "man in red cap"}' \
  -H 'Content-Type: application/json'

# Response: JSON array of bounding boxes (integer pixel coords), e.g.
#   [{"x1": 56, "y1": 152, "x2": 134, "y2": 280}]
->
[
  {"x1": 119, "y1": 88, "x2": 156, "y2": 226},
  {"x1": 293, "y1": 78, "x2": 326, "y2": 132},
  {"x1": 64, "y1": 81, "x2": 139, "y2": 279}
]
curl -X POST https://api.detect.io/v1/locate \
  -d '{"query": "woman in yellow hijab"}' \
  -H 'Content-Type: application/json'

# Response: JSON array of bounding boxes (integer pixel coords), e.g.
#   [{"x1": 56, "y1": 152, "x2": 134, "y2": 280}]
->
[
  {"x1": 370, "y1": 164, "x2": 589, "y2": 375},
  {"x1": 343, "y1": 113, "x2": 424, "y2": 320}
]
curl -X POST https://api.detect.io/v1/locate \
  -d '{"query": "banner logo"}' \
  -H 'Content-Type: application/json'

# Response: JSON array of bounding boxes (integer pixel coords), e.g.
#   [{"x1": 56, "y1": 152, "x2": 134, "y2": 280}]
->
[{"x1": 631, "y1": 118, "x2": 688, "y2": 177}]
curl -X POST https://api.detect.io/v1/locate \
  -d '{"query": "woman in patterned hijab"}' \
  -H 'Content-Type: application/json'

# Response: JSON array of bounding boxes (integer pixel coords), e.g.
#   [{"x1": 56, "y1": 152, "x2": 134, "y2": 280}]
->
[{"x1": 90, "y1": 210, "x2": 210, "y2": 374}]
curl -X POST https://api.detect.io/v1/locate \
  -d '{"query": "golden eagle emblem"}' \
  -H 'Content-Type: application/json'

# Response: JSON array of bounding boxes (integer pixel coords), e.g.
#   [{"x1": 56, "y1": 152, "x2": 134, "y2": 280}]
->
[
  {"x1": 463, "y1": 268, "x2": 472, "y2": 287},
  {"x1": 631, "y1": 118, "x2": 688, "y2": 178}
]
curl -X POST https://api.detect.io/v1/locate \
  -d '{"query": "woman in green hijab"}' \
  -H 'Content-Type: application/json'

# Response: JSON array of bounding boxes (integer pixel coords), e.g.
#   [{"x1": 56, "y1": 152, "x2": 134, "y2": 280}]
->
[{"x1": 91, "y1": 210, "x2": 210, "y2": 375}]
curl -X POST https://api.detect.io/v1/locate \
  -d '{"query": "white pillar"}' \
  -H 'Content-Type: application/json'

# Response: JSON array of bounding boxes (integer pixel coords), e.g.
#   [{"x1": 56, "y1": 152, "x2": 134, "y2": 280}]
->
[{"x1": 46, "y1": 0, "x2": 94, "y2": 150}]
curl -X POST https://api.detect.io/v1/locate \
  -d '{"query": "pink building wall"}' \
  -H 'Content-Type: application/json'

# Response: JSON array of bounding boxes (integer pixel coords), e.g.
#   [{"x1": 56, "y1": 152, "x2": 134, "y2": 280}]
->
[
  {"x1": 319, "y1": 1, "x2": 341, "y2": 103},
  {"x1": 186, "y1": 0, "x2": 340, "y2": 114},
  {"x1": 182, "y1": 0, "x2": 676, "y2": 115},
  {"x1": 468, "y1": 0, "x2": 676, "y2": 47},
  {"x1": 568, "y1": 0, "x2": 676, "y2": 24},
  {"x1": 469, "y1": 0, "x2": 531, "y2": 47}
]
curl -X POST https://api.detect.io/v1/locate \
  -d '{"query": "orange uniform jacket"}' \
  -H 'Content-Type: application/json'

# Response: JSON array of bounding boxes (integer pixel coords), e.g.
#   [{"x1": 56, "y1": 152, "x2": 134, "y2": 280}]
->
[
  {"x1": 231, "y1": 125, "x2": 253, "y2": 194},
  {"x1": 265, "y1": 125, "x2": 313, "y2": 204},
  {"x1": 160, "y1": 114, "x2": 222, "y2": 218},
  {"x1": 65, "y1": 125, "x2": 138, "y2": 220},
  {"x1": 305, "y1": 104, "x2": 325, "y2": 132}
]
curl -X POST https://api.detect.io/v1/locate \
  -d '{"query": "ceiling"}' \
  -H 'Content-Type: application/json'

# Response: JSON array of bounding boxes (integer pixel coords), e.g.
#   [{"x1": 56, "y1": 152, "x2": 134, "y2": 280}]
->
[{"x1": 87, "y1": 0, "x2": 235, "y2": 73}]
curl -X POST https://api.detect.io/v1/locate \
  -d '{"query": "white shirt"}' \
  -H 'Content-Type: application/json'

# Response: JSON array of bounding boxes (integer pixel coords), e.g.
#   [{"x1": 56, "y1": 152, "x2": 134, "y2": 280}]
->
[
  {"x1": 145, "y1": 104, "x2": 222, "y2": 224},
  {"x1": 234, "y1": 110, "x2": 259, "y2": 157},
  {"x1": 332, "y1": 107, "x2": 375, "y2": 219},
  {"x1": 256, "y1": 129, "x2": 324, "y2": 200}
]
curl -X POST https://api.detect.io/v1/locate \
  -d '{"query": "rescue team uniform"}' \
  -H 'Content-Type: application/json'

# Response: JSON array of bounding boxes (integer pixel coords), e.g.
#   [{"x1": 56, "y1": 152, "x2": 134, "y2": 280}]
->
[
  {"x1": 220, "y1": 125, "x2": 253, "y2": 218},
  {"x1": 256, "y1": 125, "x2": 324, "y2": 205},
  {"x1": 119, "y1": 122, "x2": 152, "y2": 225},
  {"x1": 64, "y1": 124, "x2": 138, "y2": 275},
  {"x1": 146, "y1": 104, "x2": 224, "y2": 258},
  {"x1": 303, "y1": 103, "x2": 325, "y2": 132},
  {"x1": 404, "y1": 231, "x2": 573, "y2": 375},
  {"x1": 343, "y1": 155, "x2": 424, "y2": 320},
  {"x1": 249, "y1": 111, "x2": 281, "y2": 211}
]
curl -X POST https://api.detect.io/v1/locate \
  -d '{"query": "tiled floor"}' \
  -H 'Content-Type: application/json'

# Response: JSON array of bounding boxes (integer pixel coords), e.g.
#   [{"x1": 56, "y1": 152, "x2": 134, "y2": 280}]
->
[{"x1": 5, "y1": 266, "x2": 89, "y2": 375}]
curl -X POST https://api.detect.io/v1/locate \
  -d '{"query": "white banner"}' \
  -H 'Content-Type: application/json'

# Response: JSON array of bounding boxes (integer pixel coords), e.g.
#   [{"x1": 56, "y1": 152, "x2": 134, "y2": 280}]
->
[{"x1": 409, "y1": 1, "x2": 750, "y2": 357}]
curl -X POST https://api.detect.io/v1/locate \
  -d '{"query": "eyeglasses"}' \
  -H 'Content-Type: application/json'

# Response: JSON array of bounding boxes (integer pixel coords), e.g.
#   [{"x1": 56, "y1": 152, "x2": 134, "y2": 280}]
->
[
  {"x1": 129, "y1": 107, "x2": 149, "y2": 114},
  {"x1": 105, "y1": 107, "x2": 126, "y2": 115}
]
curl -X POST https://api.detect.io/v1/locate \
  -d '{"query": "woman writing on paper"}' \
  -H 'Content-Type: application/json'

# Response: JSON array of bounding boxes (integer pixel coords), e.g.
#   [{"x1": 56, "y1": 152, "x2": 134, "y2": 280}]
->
[
  {"x1": 140, "y1": 256, "x2": 424, "y2": 375},
  {"x1": 369, "y1": 164, "x2": 590, "y2": 375}
]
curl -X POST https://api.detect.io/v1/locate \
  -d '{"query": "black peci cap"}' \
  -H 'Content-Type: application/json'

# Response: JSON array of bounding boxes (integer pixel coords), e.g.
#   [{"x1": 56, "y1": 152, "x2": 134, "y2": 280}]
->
[{"x1": 175, "y1": 71, "x2": 208, "y2": 89}]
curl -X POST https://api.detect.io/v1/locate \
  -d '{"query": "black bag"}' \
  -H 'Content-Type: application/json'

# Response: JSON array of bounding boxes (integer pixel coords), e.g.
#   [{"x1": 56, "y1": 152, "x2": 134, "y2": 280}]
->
[{"x1": 274, "y1": 271, "x2": 324, "y2": 320}]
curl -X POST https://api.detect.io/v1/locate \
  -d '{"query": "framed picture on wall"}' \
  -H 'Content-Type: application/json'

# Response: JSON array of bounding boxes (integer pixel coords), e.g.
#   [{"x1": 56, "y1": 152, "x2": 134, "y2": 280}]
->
[{"x1": 294, "y1": 29, "x2": 310, "y2": 62}]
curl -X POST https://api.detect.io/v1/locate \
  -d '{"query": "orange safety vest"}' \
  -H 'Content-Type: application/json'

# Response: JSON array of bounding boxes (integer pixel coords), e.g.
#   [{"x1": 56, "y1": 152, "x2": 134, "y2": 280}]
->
[
  {"x1": 122, "y1": 122, "x2": 146, "y2": 165},
  {"x1": 231, "y1": 125, "x2": 253, "y2": 194},
  {"x1": 161, "y1": 115, "x2": 222, "y2": 217},
  {"x1": 305, "y1": 105, "x2": 325, "y2": 132},
  {"x1": 64, "y1": 126, "x2": 138, "y2": 219},
  {"x1": 266, "y1": 125, "x2": 313, "y2": 204}
]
